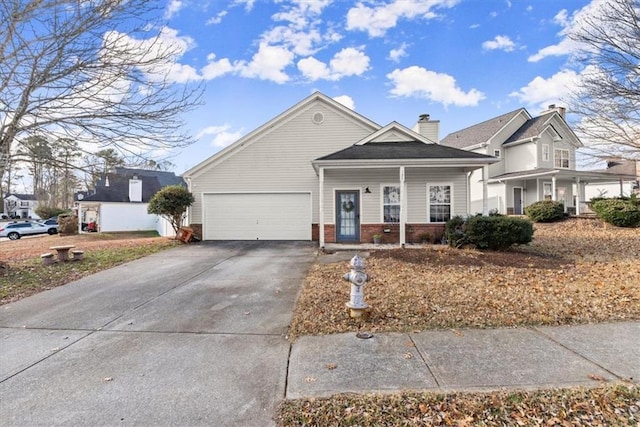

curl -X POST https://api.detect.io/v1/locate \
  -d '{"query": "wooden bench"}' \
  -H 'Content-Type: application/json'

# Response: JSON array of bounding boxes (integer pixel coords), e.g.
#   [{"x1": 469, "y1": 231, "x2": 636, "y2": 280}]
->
[
  {"x1": 71, "y1": 250, "x2": 84, "y2": 261},
  {"x1": 41, "y1": 253, "x2": 55, "y2": 265}
]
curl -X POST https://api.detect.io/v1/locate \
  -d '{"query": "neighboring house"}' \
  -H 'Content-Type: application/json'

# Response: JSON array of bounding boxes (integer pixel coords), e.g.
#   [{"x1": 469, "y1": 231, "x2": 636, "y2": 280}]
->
[
  {"x1": 2, "y1": 194, "x2": 40, "y2": 219},
  {"x1": 183, "y1": 92, "x2": 498, "y2": 246},
  {"x1": 75, "y1": 168, "x2": 185, "y2": 236},
  {"x1": 440, "y1": 105, "x2": 635, "y2": 215},
  {"x1": 584, "y1": 158, "x2": 640, "y2": 200}
]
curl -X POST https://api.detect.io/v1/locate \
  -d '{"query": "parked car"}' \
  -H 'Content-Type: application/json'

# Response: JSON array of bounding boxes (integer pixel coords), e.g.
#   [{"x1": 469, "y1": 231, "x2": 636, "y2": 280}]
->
[
  {"x1": 42, "y1": 217, "x2": 58, "y2": 226},
  {"x1": 0, "y1": 221, "x2": 58, "y2": 240}
]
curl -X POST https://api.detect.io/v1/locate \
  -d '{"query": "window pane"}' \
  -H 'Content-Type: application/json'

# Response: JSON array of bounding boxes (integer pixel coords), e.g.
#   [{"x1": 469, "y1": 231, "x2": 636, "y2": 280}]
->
[
  {"x1": 430, "y1": 205, "x2": 450, "y2": 222},
  {"x1": 429, "y1": 185, "x2": 450, "y2": 203},
  {"x1": 384, "y1": 205, "x2": 400, "y2": 223},
  {"x1": 383, "y1": 186, "x2": 400, "y2": 205}
]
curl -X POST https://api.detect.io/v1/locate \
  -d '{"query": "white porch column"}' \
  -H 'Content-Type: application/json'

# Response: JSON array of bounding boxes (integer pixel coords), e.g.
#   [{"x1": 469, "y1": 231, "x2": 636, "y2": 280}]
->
[
  {"x1": 551, "y1": 176, "x2": 557, "y2": 201},
  {"x1": 399, "y1": 166, "x2": 406, "y2": 247},
  {"x1": 575, "y1": 177, "x2": 581, "y2": 216},
  {"x1": 319, "y1": 167, "x2": 325, "y2": 248},
  {"x1": 482, "y1": 165, "x2": 489, "y2": 216}
]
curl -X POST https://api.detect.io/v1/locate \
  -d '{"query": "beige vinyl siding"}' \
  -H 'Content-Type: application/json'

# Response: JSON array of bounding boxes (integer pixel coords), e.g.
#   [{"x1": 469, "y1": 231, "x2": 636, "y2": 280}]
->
[
  {"x1": 322, "y1": 167, "x2": 469, "y2": 224},
  {"x1": 189, "y1": 99, "x2": 377, "y2": 224},
  {"x1": 488, "y1": 112, "x2": 528, "y2": 176}
]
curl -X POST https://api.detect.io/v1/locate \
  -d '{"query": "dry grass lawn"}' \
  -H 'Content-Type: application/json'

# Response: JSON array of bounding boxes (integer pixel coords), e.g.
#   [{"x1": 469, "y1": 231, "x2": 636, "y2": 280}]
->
[{"x1": 289, "y1": 218, "x2": 640, "y2": 340}]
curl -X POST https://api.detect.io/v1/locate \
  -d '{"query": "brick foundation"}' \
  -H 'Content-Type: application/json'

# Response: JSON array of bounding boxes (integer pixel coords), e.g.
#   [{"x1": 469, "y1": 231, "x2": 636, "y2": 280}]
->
[{"x1": 323, "y1": 223, "x2": 445, "y2": 244}]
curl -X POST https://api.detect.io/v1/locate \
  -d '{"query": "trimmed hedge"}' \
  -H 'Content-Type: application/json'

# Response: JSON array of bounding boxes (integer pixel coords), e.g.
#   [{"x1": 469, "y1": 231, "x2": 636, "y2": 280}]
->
[
  {"x1": 525, "y1": 200, "x2": 565, "y2": 223},
  {"x1": 445, "y1": 215, "x2": 534, "y2": 250},
  {"x1": 590, "y1": 197, "x2": 640, "y2": 228}
]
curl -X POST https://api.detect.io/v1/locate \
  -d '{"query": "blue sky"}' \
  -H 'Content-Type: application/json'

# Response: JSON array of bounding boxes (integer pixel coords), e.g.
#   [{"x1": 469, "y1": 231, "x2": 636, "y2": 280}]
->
[{"x1": 151, "y1": 0, "x2": 598, "y2": 173}]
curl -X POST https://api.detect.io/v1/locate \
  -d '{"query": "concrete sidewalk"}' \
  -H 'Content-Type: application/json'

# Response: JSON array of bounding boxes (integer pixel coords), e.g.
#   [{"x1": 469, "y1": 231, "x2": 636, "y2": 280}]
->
[{"x1": 287, "y1": 322, "x2": 639, "y2": 399}]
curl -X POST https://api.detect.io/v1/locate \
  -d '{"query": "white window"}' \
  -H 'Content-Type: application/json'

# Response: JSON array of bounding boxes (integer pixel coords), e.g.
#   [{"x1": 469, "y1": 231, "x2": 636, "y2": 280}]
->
[
  {"x1": 427, "y1": 184, "x2": 452, "y2": 223},
  {"x1": 554, "y1": 149, "x2": 569, "y2": 168},
  {"x1": 543, "y1": 182, "x2": 553, "y2": 200},
  {"x1": 542, "y1": 144, "x2": 550, "y2": 162},
  {"x1": 382, "y1": 185, "x2": 400, "y2": 223},
  {"x1": 19, "y1": 201, "x2": 30, "y2": 207},
  {"x1": 493, "y1": 149, "x2": 501, "y2": 158}
]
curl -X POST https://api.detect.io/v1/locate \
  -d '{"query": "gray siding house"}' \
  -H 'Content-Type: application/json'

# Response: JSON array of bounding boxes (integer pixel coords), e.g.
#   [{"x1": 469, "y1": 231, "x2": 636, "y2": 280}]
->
[{"x1": 183, "y1": 92, "x2": 498, "y2": 246}]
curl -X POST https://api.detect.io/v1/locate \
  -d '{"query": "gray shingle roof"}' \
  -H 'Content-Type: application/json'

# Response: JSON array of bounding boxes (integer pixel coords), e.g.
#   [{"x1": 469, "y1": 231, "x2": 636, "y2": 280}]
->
[
  {"x1": 440, "y1": 109, "x2": 525, "y2": 149},
  {"x1": 316, "y1": 141, "x2": 495, "y2": 161},
  {"x1": 503, "y1": 115, "x2": 556, "y2": 145}
]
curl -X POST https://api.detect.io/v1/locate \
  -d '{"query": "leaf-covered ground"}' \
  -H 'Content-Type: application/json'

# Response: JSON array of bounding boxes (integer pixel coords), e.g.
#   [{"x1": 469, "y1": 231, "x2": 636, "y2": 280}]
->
[
  {"x1": 289, "y1": 218, "x2": 640, "y2": 340},
  {"x1": 0, "y1": 232, "x2": 179, "y2": 304},
  {"x1": 277, "y1": 384, "x2": 640, "y2": 426}
]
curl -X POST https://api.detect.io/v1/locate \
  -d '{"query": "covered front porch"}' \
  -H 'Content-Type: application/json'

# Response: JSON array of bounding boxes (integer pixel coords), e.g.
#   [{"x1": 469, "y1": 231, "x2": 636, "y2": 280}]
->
[{"x1": 488, "y1": 168, "x2": 636, "y2": 216}]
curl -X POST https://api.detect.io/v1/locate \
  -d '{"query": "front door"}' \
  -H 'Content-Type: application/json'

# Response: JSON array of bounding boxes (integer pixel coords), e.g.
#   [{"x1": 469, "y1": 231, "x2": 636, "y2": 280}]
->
[
  {"x1": 336, "y1": 190, "x2": 360, "y2": 242},
  {"x1": 513, "y1": 187, "x2": 523, "y2": 215}
]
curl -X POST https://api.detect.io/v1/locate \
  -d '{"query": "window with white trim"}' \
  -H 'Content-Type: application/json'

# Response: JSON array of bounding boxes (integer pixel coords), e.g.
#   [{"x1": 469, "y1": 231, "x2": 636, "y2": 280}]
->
[
  {"x1": 493, "y1": 149, "x2": 501, "y2": 158},
  {"x1": 554, "y1": 149, "x2": 569, "y2": 168},
  {"x1": 382, "y1": 185, "x2": 400, "y2": 223},
  {"x1": 543, "y1": 182, "x2": 553, "y2": 200},
  {"x1": 542, "y1": 144, "x2": 550, "y2": 162},
  {"x1": 427, "y1": 184, "x2": 452, "y2": 222}
]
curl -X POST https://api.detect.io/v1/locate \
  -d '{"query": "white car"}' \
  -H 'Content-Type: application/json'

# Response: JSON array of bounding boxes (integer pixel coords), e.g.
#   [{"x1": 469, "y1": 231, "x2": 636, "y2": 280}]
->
[{"x1": 0, "y1": 221, "x2": 58, "y2": 240}]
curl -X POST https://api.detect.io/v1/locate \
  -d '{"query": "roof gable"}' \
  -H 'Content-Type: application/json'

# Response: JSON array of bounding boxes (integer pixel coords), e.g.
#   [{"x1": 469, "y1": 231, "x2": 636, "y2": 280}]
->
[
  {"x1": 356, "y1": 122, "x2": 435, "y2": 145},
  {"x1": 441, "y1": 108, "x2": 529, "y2": 149},
  {"x1": 504, "y1": 111, "x2": 582, "y2": 147},
  {"x1": 183, "y1": 91, "x2": 381, "y2": 178}
]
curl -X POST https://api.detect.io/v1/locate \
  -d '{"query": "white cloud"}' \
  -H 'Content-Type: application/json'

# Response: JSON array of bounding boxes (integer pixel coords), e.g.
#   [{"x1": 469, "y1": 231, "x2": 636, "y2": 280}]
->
[
  {"x1": 387, "y1": 66, "x2": 485, "y2": 107},
  {"x1": 102, "y1": 27, "x2": 200, "y2": 84},
  {"x1": 196, "y1": 125, "x2": 244, "y2": 149},
  {"x1": 206, "y1": 11, "x2": 228, "y2": 25},
  {"x1": 237, "y1": 43, "x2": 294, "y2": 83},
  {"x1": 482, "y1": 35, "x2": 516, "y2": 52},
  {"x1": 333, "y1": 95, "x2": 355, "y2": 110},
  {"x1": 388, "y1": 43, "x2": 408, "y2": 62},
  {"x1": 509, "y1": 68, "x2": 582, "y2": 110},
  {"x1": 298, "y1": 47, "x2": 370, "y2": 81},
  {"x1": 528, "y1": 0, "x2": 607, "y2": 62},
  {"x1": 164, "y1": 0, "x2": 183, "y2": 19},
  {"x1": 346, "y1": 0, "x2": 460, "y2": 37},
  {"x1": 201, "y1": 54, "x2": 236, "y2": 79},
  {"x1": 528, "y1": 37, "x2": 579, "y2": 62}
]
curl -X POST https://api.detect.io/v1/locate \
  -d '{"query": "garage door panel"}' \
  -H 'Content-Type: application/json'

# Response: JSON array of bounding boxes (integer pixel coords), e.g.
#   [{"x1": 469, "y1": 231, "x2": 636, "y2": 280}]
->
[{"x1": 203, "y1": 193, "x2": 311, "y2": 240}]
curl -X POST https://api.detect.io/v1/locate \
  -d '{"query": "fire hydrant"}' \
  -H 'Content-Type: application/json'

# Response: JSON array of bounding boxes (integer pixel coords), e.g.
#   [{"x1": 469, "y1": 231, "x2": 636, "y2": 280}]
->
[{"x1": 343, "y1": 254, "x2": 370, "y2": 318}]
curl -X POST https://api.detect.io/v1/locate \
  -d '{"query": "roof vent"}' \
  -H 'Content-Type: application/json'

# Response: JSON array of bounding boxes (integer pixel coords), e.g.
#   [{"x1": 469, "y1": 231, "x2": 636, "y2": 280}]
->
[{"x1": 418, "y1": 114, "x2": 430, "y2": 122}]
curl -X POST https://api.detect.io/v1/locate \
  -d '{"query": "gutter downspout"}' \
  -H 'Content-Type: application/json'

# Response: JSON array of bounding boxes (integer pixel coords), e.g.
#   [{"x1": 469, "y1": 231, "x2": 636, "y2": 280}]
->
[{"x1": 319, "y1": 167, "x2": 325, "y2": 248}]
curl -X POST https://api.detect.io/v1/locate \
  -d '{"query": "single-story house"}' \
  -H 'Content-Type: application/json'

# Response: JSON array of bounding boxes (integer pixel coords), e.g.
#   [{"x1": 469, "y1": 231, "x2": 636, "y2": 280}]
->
[
  {"x1": 75, "y1": 168, "x2": 184, "y2": 236},
  {"x1": 183, "y1": 92, "x2": 499, "y2": 246}
]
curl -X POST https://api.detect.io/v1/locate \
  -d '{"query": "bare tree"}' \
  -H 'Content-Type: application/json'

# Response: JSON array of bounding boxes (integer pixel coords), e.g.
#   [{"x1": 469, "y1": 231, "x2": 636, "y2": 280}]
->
[
  {"x1": 568, "y1": 0, "x2": 640, "y2": 161},
  {"x1": 0, "y1": 0, "x2": 202, "y2": 183}
]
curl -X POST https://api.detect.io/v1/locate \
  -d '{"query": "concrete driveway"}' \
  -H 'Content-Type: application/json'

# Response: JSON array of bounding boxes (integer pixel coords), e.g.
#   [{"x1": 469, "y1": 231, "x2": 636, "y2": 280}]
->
[{"x1": 0, "y1": 241, "x2": 317, "y2": 426}]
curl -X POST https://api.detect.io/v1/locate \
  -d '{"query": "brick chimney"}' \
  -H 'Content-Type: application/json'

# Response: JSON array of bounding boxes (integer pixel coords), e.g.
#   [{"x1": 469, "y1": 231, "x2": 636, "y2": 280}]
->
[
  {"x1": 412, "y1": 114, "x2": 439, "y2": 143},
  {"x1": 541, "y1": 104, "x2": 566, "y2": 119}
]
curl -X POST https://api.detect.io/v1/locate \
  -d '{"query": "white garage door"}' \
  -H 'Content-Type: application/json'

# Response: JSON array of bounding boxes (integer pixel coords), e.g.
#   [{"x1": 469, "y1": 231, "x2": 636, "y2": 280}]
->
[{"x1": 203, "y1": 193, "x2": 311, "y2": 240}]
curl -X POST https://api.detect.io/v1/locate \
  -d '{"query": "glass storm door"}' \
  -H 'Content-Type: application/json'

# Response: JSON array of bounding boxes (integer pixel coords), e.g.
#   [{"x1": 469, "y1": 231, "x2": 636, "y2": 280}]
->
[{"x1": 336, "y1": 190, "x2": 360, "y2": 242}]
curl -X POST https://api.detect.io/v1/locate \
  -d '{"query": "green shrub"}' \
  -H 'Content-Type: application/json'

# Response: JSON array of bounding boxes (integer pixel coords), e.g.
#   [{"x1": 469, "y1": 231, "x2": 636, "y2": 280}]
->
[
  {"x1": 444, "y1": 215, "x2": 466, "y2": 247},
  {"x1": 464, "y1": 216, "x2": 533, "y2": 249},
  {"x1": 525, "y1": 200, "x2": 565, "y2": 222},
  {"x1": 590, "y1": 198, "x2": 640, "y2": 227},
  {"x1": 445, "y1": 215, "x2": 533, "y2": 250}
]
